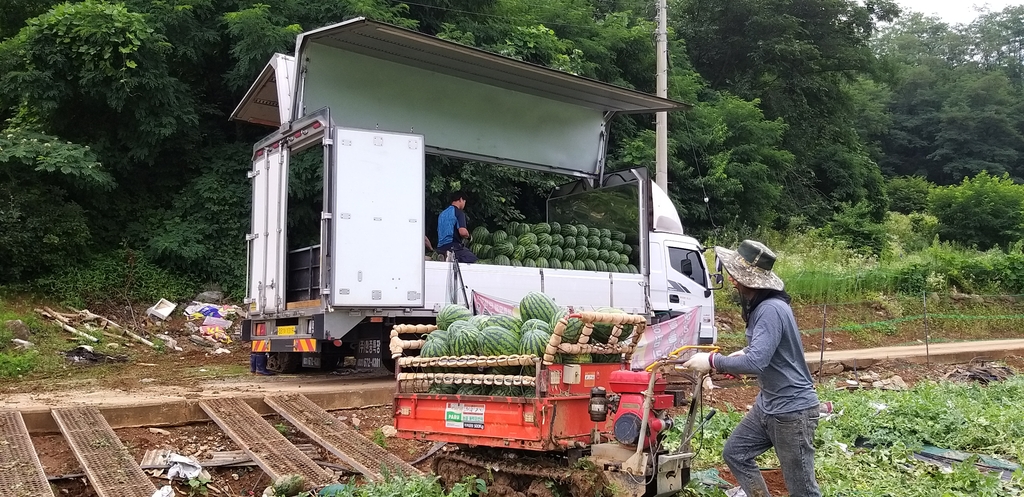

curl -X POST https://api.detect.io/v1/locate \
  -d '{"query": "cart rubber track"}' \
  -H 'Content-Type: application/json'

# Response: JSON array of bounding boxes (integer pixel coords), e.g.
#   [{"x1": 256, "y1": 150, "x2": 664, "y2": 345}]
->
[
  {"x1": 50, "y1": 407, "x2": 156, "y2": 497},
  {"x1": 432, "y1": 447, "x2": 614, "y2": 497},
  {"x1": 265, "y1": 394, "x2": 422, "y2": 481},
  {"x1": 0, "y1": 411, "x2": 56, "y2": 497},
  {"x1": 198, "y1": 397, "x2": 335, "y2": 488}
]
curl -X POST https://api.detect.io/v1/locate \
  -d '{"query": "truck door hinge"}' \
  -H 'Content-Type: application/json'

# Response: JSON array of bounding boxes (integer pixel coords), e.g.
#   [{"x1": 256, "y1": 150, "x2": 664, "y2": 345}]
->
[
  {"x1": 245, "y1": 233, "x2": 258, "y2": 241},
  {"x1": 247, "y1": 170, "x2": 260, "y2": 178}
]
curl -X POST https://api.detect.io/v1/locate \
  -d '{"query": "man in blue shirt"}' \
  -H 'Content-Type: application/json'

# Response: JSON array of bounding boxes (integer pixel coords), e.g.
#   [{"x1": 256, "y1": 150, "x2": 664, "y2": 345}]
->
[{"x1": 436, "y1": 191, "x2": 477, "y2": 263}]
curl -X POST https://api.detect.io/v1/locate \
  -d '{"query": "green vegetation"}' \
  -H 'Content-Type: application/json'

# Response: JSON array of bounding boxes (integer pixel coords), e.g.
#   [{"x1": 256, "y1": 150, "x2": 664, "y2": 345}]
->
[
  {"x1": 1, "y1": 0, "x2": 1023, "y2": 302},
  {"x1": 317, "y1": 473, "x2": 486, "y2": 497},
  {"x1": 671, "y1": 376, "x2": 1024, "y2": 496}
]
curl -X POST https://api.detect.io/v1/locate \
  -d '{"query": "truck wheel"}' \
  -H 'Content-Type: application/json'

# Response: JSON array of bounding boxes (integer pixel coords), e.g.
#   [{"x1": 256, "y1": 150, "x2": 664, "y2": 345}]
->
[
  {"x1": 319, "y1": 346, "x2": 344, "y2": 371},
  {"x1": 268, "y1": 352, "x2": 301, "y2": 373}
]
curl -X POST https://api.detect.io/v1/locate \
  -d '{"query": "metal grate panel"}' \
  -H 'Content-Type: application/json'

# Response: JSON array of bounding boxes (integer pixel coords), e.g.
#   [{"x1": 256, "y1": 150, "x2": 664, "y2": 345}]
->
[
  {"x1": 199, "y1": 398, "x2": 335, "y2": 487},
  {"x1": 265, "y1": 394, "x2": 421, "y2": 481},
  {"x1": 50, "y1": 407, "x2": 156, "y2": 497},
  {"x1": 0, "y1": 410, "x2": 56, "y2": 497}
]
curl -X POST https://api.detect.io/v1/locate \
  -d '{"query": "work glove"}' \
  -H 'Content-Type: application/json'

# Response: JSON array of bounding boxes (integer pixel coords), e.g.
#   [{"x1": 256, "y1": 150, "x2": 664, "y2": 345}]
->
[
  {"x1": 728, "y1": 349, "x2": 746, "y2": 357},
  {"x1": 682, "y1": 352, "x2": 712, "y2": 372}
]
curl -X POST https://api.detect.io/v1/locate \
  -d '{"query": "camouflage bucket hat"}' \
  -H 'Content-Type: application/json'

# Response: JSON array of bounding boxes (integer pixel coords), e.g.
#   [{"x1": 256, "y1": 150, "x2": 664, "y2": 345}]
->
[{"x1": 714, "y1": 240, "x2": 784, "y2": 291}]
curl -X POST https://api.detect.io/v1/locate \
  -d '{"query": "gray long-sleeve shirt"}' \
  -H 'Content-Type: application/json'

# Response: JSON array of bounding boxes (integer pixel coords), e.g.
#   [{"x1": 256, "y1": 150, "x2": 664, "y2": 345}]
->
[{"x1": 714, "y1": 298, "x2": 819, "y2": 415}]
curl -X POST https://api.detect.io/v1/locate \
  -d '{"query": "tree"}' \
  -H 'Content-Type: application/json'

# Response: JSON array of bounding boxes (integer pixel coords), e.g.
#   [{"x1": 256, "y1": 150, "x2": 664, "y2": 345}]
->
[{"x1": 929, "y1": 171, "x2": 1024, "y2": 251}]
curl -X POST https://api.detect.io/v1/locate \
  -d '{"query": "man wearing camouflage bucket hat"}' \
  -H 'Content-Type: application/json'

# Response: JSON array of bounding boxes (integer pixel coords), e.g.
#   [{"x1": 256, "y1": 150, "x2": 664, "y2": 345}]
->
[{"x1": 683, "y1": 240, "x2": 821, "y2": 497}]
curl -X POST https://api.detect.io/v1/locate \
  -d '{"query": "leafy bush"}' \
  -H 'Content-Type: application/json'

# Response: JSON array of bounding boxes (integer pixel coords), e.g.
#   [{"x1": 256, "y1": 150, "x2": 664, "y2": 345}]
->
[
  {"x1": 822, "y1": 201, "x2": 888, "y2": 256},
  {"x1": 886, "y1": 175, "x2": 933, "y2": 214},
  {"x1": 929, "y1": 171, "x2": 1024, "y2": 251},
  {"x1": 33, "y1": 249, "x2": 196, "y2": 308},
  {"x1": 0, "y1": 351, "x2": 38, "y2": 378},
  {"x1": 885, "y1": 211, "x2": 938, "y2": 254}
]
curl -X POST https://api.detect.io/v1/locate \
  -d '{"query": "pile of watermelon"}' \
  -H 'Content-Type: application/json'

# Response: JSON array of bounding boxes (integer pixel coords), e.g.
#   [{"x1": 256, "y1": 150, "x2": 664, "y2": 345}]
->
[
  {"x1": 455, "y1": 222, "x2": 640, "y2": 274},
  {"x1": 418, "y1": 292, "x2": 638, "y2": 396}
]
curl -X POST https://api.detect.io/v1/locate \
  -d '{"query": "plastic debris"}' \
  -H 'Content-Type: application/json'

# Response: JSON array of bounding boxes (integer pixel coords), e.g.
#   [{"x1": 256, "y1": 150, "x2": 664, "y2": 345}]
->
[
  {"x1": 166, "y1": 453, "x2": 204, "y2": 480},
  {"x1": 151, "y1": 486, "x2": 174, "y2": 497}
]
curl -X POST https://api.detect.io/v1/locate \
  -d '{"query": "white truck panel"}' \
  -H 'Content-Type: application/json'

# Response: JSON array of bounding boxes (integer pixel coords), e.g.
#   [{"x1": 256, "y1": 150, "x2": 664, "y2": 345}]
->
[
  {"x1": 248, "y1": 144, "x2": 287, "y2": 314},
  {"x1": 331, "y1": 128, "x2": 425, "y2": 307},
  {"x1": 423, "y1": 261, "x2": 645, "y2": 314}
]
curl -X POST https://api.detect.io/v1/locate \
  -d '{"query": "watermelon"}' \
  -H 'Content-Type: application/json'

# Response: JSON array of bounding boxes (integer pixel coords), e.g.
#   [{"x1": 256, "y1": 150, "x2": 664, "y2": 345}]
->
[
  {"x1": 492, "y1": 230, "x2": 509, "y2": 245},
  {"x1": 521, "y1": 319, "x2": 551, "y2": 334},
  {"x1": 457, "y1": 384, "x2": 492, "y2": 395},
  {"x1": 469, "y1": 315, "x2": 491, "y2": 329},
  {"x1": 594, "y1": 353, "x2": 622, "y2": 364},
  {"x1": 550, "y1": 307, "x2": 585, "y2": 343},
  {"x1": 618, "y1": 264, "x2": 631, "y2": 273},
  {"x1": 420, "y1": 337, "x2": 449, "y2": 372},
  {"x1": 518, "y1": 232, "x2": 538, "y2": 246},
  {"x1": 533, "y1": 223, "x2": 551, "y2": 234},
  {"x1": 447, "y1": 322, "x2": 480, "y2": 356},
  {"x1": 470, "y1": 243, "x2": 483, "y2": 255},
  {"x1": 524, "y1": 244, "x2": 540, "y2": 259},
  {"x1": 563, "y1": 236, "x2": 577, "y2": 249},
  {"x1": 584, "y1": 259, "x2": 597, "y2": 271},
  {"x1": 507, "y1": 222, "x2": 520, "y2": 235},
  {"x1": 488, "y1": 315, "x2": 523, "y2": 335},
  {"x1": 592, "y1": 307, "x2": 635, "y2": 343},
  {"x1": 494, "y1": 255, "x2": 511, "y2": 266},
  {"x1": 437, "y1": 304, "x2": 473, "y2": 330},
  {"x1": 426, "y1": 329, "x2": 450, "y2": 343},
  {"x1": 550, "y1": 234, "x2": 564, "y2": 248},
  {"x1": 517, "y1": 224, "x2": 532, "y2": 236},
  {"x1": 563, "y1": 353, "x2": 593, "y2": 364},
  {"x1": 512, "y1": 246, "x2": 526, "y2": 261},
  {"x1": 491, "y1": 385, "x2": 517, "y2": 397},
  {"x1": 576, "y1": 224, "x2": 589, "y2": 237},
  {"x1": 535, "y1": 257, "x2": 548, "y2": 268},
  {"x1": 478, "y1": 326, "x2": 521, "y2": 356},
  {"x1": 611, "y1": 240, "x2": 624, "y2": 253},
  {"x1": 548, "y1": 258, "x2": 562, "y2": 269},
  {"x1": 562, "y1": 261, "x2": 574, "y2": 270},
  {"x1": 598, "y1": 249, "x2": 611, "y2": 263},
  {"x1": 619, "y1": 254, "x2": 629, "y2": 265},
  {"x1": 599, "y1": 228, "x2": 611, "y2": 239},
  {"x1": 471, "y1": 227, "x2": 490, "y2": 244},
  {"x1": 549, "y1": 222, "x2": 561, "y2": 235},
  {"x1": 561, "y1": 224, "x2": 578, "y2": 237},
  {"x1": 524, "y1": 259, "x2": 537, "y2": 268},
  {"x1": 550, "y1": 246, "x2": 564, "y2": 260},
  {"x1": 600, "y1": 238, "x2": 613, "y2": 250},
  {"x1": 428, "y1": 383, "x2": 459, "y2": 394},
  {"x1": 494, "y1": 242, "x2": 514, "y2": 256},
  {"x1": 575, "y1": 236, "x2": 588, "y2": 249},
  {"x1": 611, "y1": 230, "x2": 626, "y2": 242},
  {"x1": 562, "y1": 248, "x2": 576, "y2": 262},
  {"x1": 622, "y1": 245, "x2": 634, "y2": 256},
  {"x1": 607, "y1": 264, "x2": 619, "y2": 273},
  {"x1": 481, "y1": 245, "x2": 494, "y2": 259},
  {"x1": 519, "y1": 328, "x2": 552, "y2": 357},
  {"x1": 595, "y1": 260, "x2": 608, "y2": 272},
  {"x1": 588, "y1": 235, "x2": 601, "y2": 248},
  {"x1": 627, "y1": 264, "x2": 638, "y2": 273},
  {"x1": 574, "y1": 260, "x2": 586, "y2": 271},
  {"x1": 537, "y1": 233, "x2": 553, "y2": 246},
  {"x1": 538, "y1": 245, "x2": 552, "y2": 259},
  {"x1": 511, "y1": 260, "x2": 523, "y2": 267},
  {"x1": 519, "y1": 291, "x2": 560, "y2": 324}
]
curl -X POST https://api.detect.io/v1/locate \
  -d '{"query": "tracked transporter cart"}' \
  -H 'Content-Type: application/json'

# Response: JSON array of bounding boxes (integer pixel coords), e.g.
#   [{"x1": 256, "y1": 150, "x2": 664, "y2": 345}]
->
[{"x1": 391, "y1": 308, "x2": 718, "y2": 497}]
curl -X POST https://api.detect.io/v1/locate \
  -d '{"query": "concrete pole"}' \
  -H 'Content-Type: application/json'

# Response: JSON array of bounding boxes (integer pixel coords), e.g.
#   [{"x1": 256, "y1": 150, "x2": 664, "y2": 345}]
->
[{"x1": 655, "y1": 0, "x2": 669, "y2": 192}]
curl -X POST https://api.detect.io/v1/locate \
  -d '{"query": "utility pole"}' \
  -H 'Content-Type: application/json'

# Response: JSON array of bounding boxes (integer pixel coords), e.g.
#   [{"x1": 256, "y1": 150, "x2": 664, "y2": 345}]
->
[{"x1": 655, "y1": 0, "x2": 669, "y2": 193}]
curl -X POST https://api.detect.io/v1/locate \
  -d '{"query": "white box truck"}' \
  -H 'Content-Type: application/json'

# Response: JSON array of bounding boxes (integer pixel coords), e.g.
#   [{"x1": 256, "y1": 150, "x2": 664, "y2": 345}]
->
[{"x1": 230, "y1": 19, "x2": 720, "y2": 372}]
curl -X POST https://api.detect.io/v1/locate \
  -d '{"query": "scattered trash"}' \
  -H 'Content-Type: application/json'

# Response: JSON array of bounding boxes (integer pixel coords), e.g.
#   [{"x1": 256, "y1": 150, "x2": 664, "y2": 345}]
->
[
  {"x1": 725, "y1": 487, "x2": 747, "y2": 497},
  {"x1": 913, "y1": 445, "x2": 1021, "y2": 481},
  {"x1": 213, "y1": 347, "x2": 231, "y2": 355},
  {"x1": 944, "y1": 364, "x2": 1013, "y2": 384},
  {"x1": 869, "y1": 402, "x2": 888, "y2": 413},
  {"x1": 380, "y1": 425, "x2": 398, "y2": 437},
  {"x1": 148, "y1": 428, "x2": 171, "y2": 436},
  {"x1": 834, "y1": 441, "x2": 853, "y2": 456},
  {"x1": 140, "y1": 378, "x2": 156, "y2": 383},
  {"x1": 184, "y1": 302, "x2": 243, "y2": 321},
  {"x1": 12, "y1": 338, "x2": 34, "y2": 350},
  {"x1": 692, "y1": 468, "x2": 732, "y2": 488},
  {"x1": 151, "y1": 486, "x2": 174, "y2": 497},
  {"x1": 154, "y1": 333, "x2": 183, "y2": 352},
  {"x1": 146, "y1": 299, "x2": 178, "y2": 321},
  {"x1": 166, "y1": 453, "x2": 205, "y2": 480},
  {"x1": 64, "y1": 345, "x2": 128, "y2": 364},
  {"x1": 319, "y1": 484, "x2": 351, "y2": 496}
]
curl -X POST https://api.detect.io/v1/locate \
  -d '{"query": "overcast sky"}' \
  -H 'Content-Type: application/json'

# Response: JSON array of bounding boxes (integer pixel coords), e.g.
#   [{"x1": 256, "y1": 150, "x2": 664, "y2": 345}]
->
[{"x1": 895, "y1": 0, "x2": 1021, "y2": 24}]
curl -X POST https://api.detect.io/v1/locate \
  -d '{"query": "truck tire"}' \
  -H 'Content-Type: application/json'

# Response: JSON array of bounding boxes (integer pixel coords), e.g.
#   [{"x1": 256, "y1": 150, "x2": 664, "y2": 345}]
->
[
  {"x1": 319, "y1": 345, "x2": 344, "y2": 372},
  {"x1": 268, "y1": 352, "x2": 301, "y2": 373}
]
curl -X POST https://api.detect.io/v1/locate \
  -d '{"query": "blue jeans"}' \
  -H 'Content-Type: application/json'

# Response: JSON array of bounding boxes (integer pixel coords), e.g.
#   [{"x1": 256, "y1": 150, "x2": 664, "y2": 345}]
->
[{"x1": 723, "y1": 403, "x2": 821, "y2": 497}]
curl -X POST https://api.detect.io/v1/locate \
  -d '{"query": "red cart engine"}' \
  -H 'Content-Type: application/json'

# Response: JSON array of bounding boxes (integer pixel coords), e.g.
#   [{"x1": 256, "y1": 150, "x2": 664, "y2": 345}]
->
[{"x1": 590, "y1": 370, "x2": 677, "y2": 448}]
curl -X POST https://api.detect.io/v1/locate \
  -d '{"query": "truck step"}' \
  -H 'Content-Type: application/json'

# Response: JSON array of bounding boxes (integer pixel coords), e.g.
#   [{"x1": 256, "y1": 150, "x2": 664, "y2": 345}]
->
[
  {"x1": 264, "y1": 394, "x2": 422, "y2": 481},
  {"x1": 198, "y1": 398, "x2": 335, "y2": 487},
  {"x1": 50, "y1": 407, "x2": 156, "y2": 497},
  {"x1": 0, "y1": 410, "x2": 56, "y2": 497}
]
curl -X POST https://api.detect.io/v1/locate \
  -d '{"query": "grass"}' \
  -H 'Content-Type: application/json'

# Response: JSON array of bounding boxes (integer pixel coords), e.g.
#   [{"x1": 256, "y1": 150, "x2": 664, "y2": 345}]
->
[{"x1": 669, "y1": 375, "x2": 1024, "y2": 497}]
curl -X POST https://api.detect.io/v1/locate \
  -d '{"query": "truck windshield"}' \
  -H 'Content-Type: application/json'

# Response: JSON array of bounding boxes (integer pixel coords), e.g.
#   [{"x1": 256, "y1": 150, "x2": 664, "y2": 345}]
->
[{"x1": 668, "y1": 247, "x2": 707, "y2": 288}]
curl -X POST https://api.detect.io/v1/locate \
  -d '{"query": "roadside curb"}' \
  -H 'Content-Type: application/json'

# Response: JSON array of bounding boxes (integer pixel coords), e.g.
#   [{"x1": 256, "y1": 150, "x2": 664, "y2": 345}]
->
[{"x1": 805, "y1": 338, "x2": 1024, "y2": 371}]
